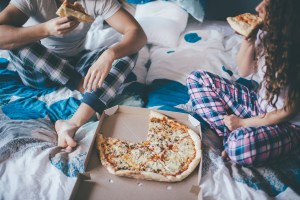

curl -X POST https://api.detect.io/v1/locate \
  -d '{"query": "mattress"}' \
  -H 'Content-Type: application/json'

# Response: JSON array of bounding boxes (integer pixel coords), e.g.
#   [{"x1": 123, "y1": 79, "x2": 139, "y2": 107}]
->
[{"x1": 0, "y1": 19, "x2": 299, "y2": 200}]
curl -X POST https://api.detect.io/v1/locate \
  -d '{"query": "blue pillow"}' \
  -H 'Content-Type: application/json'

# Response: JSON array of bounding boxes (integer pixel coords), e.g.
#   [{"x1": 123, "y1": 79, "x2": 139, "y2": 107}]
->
[
  {"x1": 168, "y1": 0, "x2": 206, "y2": 22},
  {"x1": 127, "y1": 0, "x2": 206, "y2": 22}
]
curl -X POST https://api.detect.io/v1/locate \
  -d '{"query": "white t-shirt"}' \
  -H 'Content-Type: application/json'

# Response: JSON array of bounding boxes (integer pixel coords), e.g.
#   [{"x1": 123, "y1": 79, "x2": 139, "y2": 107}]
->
[
  {"x1": 255, "y1": 33, "x2": 300, "y2": 126},
  {"x1": 11, "y1": 0, "x2": 121, "y2": 57}
]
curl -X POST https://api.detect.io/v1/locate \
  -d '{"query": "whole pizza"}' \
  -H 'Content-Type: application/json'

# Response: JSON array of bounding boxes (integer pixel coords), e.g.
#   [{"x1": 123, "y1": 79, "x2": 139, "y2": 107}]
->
[{"x1": 96, "y1": 111, "x2": 201, "y2": 182}]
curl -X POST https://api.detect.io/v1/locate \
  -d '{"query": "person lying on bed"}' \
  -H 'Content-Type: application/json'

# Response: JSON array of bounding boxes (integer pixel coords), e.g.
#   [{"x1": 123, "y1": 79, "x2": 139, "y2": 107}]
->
[
  {"x1": 186, "y1": 0, "x2": 300, "y2": 166},
  {"x1": 0, "y1": 0, "x2": 147, "y2": 151}
]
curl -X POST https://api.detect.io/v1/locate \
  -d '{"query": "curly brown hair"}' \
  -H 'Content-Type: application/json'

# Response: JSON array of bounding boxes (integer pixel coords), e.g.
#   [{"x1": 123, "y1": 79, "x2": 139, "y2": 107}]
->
[{"x1": 259, "y1": 0, "x2": 300, "y2": 112}]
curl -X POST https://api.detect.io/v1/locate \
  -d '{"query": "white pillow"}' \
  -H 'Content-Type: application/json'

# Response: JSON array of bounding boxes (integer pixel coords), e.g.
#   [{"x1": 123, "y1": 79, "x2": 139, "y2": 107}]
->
[
  {"x1": 85, "y1": 17, "x2": 122, "y2": 50},
  {"x1": 135, "y1": 1, "x2": 188, "y2": 47},
  {"x1": 132, "y1": 45, "x2": 150, "y2": 84}
]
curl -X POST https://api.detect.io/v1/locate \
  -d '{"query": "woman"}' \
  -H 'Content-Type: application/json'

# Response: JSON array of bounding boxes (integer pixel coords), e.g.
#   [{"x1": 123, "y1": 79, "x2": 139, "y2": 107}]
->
[{"x1": 186, "y1": 0, "x2": 300, "y2": 166}]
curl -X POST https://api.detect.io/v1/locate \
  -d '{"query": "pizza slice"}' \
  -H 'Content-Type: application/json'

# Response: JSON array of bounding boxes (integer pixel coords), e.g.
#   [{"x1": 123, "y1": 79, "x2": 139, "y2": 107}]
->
[
  {"x1": 56, "y1": 0, "x2": 94, "y2": 23},
  {"x1": 96, "y1": 110, "x2": 201, "y2": 182},
  {"x1": 227, "y1": 13, "x2": 263, "y2": 37}
]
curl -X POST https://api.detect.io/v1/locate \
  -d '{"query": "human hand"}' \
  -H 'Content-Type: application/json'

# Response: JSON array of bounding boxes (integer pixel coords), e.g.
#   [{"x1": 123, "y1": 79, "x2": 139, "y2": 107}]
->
[
  {"x1": 44, "y1": 16, "x2": 80, "y2": 37},
  {"x1": 84, "y1": 50, "x2": 115, "y2": 92},
  {"x1": 58, "y1": 132, "x2": 77, "y2": 152},
  {"x1": 55, "y1": 120, "x2": 78, "y2": 152},
  {"x1": 245, "y1": 28, "x2": 259, "y2": 42},
  {"x1": 223, "y1": 115, "x2": 244, "y2": 131}
]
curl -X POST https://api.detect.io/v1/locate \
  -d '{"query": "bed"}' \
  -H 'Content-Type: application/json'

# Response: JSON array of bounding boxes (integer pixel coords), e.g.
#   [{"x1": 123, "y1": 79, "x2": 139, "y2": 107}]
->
[{"x1": 0, "y1": 0, "x2": 299, "y2": 199}]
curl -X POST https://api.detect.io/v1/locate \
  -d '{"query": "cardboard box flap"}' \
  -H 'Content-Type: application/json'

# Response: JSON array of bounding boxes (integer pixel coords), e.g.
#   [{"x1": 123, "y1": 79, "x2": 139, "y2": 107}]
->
[
  {"x1": 102, "y1": 106, "x2": 202, "y2": 140},
  {"x1": 103, "y1": 105, "x2": 119, "y2": 116}
]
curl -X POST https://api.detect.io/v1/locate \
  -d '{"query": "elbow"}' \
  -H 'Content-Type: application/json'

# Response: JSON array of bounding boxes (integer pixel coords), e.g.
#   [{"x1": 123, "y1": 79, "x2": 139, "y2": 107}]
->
[
  {"x1": 139, "y1": 28, "x2": 147, "y2": 47},
  {"x1": 237, "y1": 70, "x2": 250, "y2": 78},
  {"x1": 0, "y1": 43, "x2": 14, "y2": 50},
  {"x1": 134, "y1": 23, "x2": 147, "y2": 47},
  {"x1": 135, "y1": 27, "x2": 147, "y2": 50},
  {"x1": 237, "y1": 65, "x2": 253, "y2": 78},
  {"x1": 143, "y1": 33, "x2": 148, "y2": 46}
]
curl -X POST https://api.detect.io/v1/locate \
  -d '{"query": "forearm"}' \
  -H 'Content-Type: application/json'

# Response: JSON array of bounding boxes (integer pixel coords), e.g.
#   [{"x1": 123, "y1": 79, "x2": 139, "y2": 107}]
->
[
  {"x1": 0, "y1": 24, "x2": 48, "y2": 50},
  {"x1": 242, "y1": 109, "x2": 292, "y2": 127},
  {"x1": 236, "y1": 39, "x2": 256, "y2": 77},
  {"x1": 102, "y1": 28, "x2": 147, "y2": 61}
]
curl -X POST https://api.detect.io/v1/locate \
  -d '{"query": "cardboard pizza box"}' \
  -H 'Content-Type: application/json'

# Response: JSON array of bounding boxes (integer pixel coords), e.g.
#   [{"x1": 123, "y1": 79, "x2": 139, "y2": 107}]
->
[{"x1": 69, "y1": 105, "x2": 203, "y2": 200}]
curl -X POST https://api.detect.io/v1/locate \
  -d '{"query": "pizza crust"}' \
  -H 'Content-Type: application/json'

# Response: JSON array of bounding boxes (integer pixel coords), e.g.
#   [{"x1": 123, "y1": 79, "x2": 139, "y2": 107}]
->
[
  {"x1": 97, "y1": 134, "x2": 116, "y2": 174},
  {"x1": 149, "y1": 110, "x2": 166, "y2": 120},
  {"x1": 56, "y1": 1, "x2": 94, "y2": 23}
]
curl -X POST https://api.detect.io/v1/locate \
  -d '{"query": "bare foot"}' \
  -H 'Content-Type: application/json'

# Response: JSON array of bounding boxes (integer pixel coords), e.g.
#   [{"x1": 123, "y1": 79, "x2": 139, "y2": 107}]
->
[
  {"x1": 221, "y1": 150, "x2": 231, "y2": 161},
  {"x1": 96, "y1": 112, "x2": 102, "y2": 120},
  {"x1": 55, "y1": 120, "x2": 79, "y2": 150}
]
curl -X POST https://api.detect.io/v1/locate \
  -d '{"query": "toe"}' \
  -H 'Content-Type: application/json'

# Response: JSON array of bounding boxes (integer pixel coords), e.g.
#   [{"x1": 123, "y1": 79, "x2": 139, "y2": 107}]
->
[
  {"x1": 221, "y1": 150, "x2": 230, "y2": 161},
  {"x1": 66, "y1": 135, "x2": 77, "y2": 147},
  {"x1": 66, "y1": 146, "x2": 73, "y2": 152}
]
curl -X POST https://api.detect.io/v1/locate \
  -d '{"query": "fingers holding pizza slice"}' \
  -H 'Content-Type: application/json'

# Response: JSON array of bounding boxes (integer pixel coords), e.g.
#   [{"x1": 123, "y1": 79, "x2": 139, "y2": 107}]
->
[
  {"x1": 56, "y1": 0, "x2": 94, "y2": 23},
  {"x1": 227, "y1": 13, "x2": 263, "y2": 38}
]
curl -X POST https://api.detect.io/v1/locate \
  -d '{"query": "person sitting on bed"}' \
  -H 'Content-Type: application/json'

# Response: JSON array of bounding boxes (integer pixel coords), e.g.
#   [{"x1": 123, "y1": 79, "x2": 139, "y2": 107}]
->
[
  {"x1": 0, "y1": 0, "x2": 147, "y2": 151},
  {"x1": 186, "y1": 0, "x2": 300, "y2": 166}
]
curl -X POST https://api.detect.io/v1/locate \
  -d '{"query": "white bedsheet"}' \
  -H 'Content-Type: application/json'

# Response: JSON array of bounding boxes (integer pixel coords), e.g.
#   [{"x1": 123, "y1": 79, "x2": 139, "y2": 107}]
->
[
  {"x1": 0, "y1": 118, "x2": 97, "y2": 200},
  {"x1": 146, "y1": 20, "x2": 242, "y2": 85}
]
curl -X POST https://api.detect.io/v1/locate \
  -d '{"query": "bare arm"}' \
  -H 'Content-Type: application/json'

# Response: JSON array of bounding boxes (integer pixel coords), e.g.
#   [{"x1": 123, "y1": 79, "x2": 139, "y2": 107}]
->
[
  {"x1": 102, "y1": 8, "x2": 147, "y2": 60},
  {"x1": 224, "y1": 107, "x2": 296, "y2": 131},
  {"x1": 83, "y1": 8, "x2": 147, "y2": 91},
  {"x1": 242, "y1": 108, "x2": 295, "y2": 127},
  {"x1": 0, "y1": 4, "x2": 80, "y2": 50},
  {"x1": 236, "y1": 38, "x2": 257, "y2": 77}
]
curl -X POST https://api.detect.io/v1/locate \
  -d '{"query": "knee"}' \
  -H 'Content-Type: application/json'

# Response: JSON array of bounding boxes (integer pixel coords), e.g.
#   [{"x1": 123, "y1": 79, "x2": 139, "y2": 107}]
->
[
  {"x1": 226, "y1": 146, "x2": 256, "y2": 166},
  {"x1": 225, "y1": 130, "x2": 256, "y2": 166},
  {"x1": 186, "y1": 70, "x2": 206, "y2": 85},
  {"x1": 189, "y1": 70, "x2": 206, "y2": 78},
  {"x1": 9, "y1": 42, "x2": 44, "y2": 57}
]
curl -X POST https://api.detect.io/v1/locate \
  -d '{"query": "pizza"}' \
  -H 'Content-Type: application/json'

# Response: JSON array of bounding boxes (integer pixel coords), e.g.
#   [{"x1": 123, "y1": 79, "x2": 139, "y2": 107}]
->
[
  {"x1": 96, "y1": 110, "x2": 201, "y2": 182},
  {"x1": 227, "y1": 13, "x2": 263, "y2": 37},
  {"x1": 56, "y1": 0, "x2": 94, "y2": 23}
]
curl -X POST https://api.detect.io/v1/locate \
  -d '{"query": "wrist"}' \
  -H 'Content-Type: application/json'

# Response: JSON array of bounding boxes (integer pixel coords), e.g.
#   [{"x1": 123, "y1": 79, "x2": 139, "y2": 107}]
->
[
  {"x1": 243, "y1": 38, "x2": 255, "y2": 46},
  {"x1": 39, "y1": 23, "x2": 50, "y2": 37},
  {"x1": 240, "y1": 118, "x2": 248, "y2": 128},
  {"x1": 103, "y1": 48, "x2": 117, "y2": 62}
]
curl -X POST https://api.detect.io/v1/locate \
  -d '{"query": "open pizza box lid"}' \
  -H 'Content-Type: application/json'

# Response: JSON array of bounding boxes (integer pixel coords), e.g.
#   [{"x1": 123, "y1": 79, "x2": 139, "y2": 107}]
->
[{"x1": 69, "y1": 105, "x2": 203, "y2": 200}]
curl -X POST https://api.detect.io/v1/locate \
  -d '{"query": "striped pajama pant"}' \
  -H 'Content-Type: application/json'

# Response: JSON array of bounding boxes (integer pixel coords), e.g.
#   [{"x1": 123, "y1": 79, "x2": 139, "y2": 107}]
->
[
  {"x1": 9, "y1": 42, "x2": 137, "y2": 113},
  {"x1": 187, "y1": 70, "x2": 300, "y2": 166}
]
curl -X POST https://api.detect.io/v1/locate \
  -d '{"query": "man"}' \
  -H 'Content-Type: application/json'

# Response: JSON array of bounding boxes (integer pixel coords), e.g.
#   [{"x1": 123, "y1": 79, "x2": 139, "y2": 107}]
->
[{"x1": 0, "y1": 0, "x2": 147, "y2": 150}]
